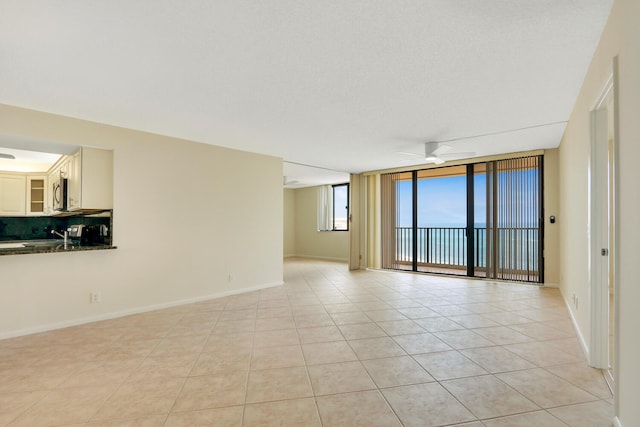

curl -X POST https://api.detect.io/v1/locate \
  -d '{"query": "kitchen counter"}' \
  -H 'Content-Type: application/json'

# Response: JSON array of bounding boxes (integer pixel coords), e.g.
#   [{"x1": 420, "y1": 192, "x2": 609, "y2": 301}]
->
[{"x1": 0, "y1": 239, "x2": 116, "y2": 256}]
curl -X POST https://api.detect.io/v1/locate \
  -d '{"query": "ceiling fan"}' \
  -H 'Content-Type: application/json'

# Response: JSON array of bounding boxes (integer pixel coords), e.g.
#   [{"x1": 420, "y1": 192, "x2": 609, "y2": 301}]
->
[
  {"x1": 395, "y1": 121, "x2": 568, "y2": 165},
  {"x1": 397, "y1": 142, "x2": 475, "y2": 165}
]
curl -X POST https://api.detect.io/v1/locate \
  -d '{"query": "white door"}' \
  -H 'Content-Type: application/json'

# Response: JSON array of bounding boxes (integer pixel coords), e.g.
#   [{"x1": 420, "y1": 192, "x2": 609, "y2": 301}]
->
[{"x1": 589, "y1": 61, "x2": 618, "y2": 393}]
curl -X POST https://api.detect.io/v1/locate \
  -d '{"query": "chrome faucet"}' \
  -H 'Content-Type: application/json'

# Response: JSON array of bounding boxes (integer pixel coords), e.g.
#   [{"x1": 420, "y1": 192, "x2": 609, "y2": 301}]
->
[{"x1": 51, "y1": 229, "x2": 68, "y2": 245}]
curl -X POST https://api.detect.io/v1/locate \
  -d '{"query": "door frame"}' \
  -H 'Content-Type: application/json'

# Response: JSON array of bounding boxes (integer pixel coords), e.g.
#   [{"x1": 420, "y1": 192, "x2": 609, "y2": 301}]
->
[{"x1": 588, "y1": 57, "x2": 619, "y2": 387}]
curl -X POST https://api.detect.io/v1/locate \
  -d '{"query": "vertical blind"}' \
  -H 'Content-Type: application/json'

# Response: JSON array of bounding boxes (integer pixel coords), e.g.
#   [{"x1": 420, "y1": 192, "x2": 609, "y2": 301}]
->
[
  {"x1": 381, "y1": 171, "x2": 413, "y2": 270},
  {"x1": 317, "y1": 185, "x2": 333, "y2": 231},
  {"x1": 381, "y1": 172, "x2": 398, "y2": 270},
  {"x1": 485, "y1": 156, "x2": 542, "y2": 282}
]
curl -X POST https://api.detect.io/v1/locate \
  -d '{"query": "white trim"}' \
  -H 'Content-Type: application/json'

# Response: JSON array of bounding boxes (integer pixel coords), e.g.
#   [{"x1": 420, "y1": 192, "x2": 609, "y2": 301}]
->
[
  {"x1": 0, "y1": 280, "x2": 284, "y2": 340},
  {"x1": 564, "y1": 294, "x2": 590, "y2": 361},
  {"x1": 613, "y1": 416, "x2": 622, "y2": 427},
  {"x1": 604, "y1": 368, "x2": 615, "y2": 395},
  {"x1": 591, "y1": 74, "x2": 614, "y2": 111},
  {"x1": 292, "y1": 254, "x2": 349, "y2": 262}
]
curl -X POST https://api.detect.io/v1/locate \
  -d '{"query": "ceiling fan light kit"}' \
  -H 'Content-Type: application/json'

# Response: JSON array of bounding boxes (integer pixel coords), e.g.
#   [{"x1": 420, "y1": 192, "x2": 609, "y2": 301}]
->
[{"x1": 425, "y1": 155, "x2": 445, "y2": 165}]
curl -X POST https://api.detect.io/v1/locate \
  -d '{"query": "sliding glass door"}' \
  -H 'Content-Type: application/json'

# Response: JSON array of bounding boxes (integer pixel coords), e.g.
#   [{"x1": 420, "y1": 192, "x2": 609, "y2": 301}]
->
[
  {"x1": 381, "y1": 155, "x2": 544, "y2": 283},
  {"x1": 416, "y1": 166, "x2": 468, "y2": 275}
]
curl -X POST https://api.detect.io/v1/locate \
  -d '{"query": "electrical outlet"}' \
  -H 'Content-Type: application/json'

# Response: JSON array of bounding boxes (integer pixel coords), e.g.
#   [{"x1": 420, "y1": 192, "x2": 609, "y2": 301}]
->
[{"x1": 90, "y1": 291, "x2": 102, "y2": 303}]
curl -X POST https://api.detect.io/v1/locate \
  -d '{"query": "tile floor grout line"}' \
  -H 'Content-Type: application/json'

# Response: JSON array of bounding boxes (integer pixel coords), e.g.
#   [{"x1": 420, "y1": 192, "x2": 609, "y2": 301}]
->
[
  {"x1": 0, "y1": 259, "x2": 614, "y2": 426},
  {"x1": 163, "y1": 312, "x2": 219, "y2": 421}
]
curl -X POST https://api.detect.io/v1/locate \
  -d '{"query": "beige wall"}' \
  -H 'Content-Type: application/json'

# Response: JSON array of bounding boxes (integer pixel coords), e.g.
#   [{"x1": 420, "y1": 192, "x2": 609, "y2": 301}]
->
[
  {"x1": 0, "y1": 104, "x2": 283, "y2": 338},
  {"x1": 283, "y1": 188, "x2": 296, "y2": 257},
  {"x1": 543, "y1": 149, "x2": 560, "y2": 285},
  {"x1": 292, "y1": 186, "x2": 349, "y2": 262},
  {"x1": 559, "y1": 0, "x2": 640, "y2": 423}
]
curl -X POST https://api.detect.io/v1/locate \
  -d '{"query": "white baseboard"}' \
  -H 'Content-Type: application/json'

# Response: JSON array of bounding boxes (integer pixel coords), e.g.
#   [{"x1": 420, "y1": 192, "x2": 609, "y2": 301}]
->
[
  {"x1": 291, "y1": 254, "x2": 348, "y2": 262},
  {"x1": 0, "y1": 280, "x2": 284, "y2": 340},
  {"x1": 613, "y1": 416, "x2": 622, "y2": 427},
  {"x1": 563, "y1": 295, "x2": 590, "y2": 361}
]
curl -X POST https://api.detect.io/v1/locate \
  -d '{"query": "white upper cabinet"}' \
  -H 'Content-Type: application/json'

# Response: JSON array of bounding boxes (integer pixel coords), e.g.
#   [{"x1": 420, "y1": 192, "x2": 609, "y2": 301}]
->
[
  {"x1": 66, "y1": 150, "x2": 81, "y2": 211},
  {"x1": 26, "y1": 176, "x2": 47, "y2": 216},
  {"x1": 66, "y1": 147, "x2": 113, "y2": 212},
  {"x1": 0, "y1": 174, "x2": 27, "y2": 216}
]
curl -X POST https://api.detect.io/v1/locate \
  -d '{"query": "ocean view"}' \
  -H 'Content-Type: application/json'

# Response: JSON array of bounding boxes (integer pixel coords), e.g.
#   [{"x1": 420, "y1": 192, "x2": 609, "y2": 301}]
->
[{"x1": 395, "y1": 224, "x2": 540, "y2": 271}]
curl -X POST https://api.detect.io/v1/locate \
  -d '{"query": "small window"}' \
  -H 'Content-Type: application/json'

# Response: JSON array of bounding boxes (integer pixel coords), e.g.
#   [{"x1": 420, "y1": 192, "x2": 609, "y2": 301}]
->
[
  {"x1": 317, "y1": 183, "x2": 350, "y2": 232},
  {"x1": 332, "y1": 183, "x2": 349, "y2": 231}
]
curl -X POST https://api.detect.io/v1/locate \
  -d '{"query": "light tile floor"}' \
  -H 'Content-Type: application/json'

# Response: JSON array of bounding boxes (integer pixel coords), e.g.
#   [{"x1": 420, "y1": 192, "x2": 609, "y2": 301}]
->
[{"x1": 0, "y1": 258, "x2": 614, "y2": 426}]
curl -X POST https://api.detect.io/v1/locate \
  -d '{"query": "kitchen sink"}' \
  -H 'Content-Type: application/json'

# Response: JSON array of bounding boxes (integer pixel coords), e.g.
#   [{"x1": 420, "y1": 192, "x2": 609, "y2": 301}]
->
[
  {"x1": 22, "y1": 239, "x2": 66, "y2": 246},
  {"x1": 22, "y1": 239, "x2": 79, "y2": 249}
]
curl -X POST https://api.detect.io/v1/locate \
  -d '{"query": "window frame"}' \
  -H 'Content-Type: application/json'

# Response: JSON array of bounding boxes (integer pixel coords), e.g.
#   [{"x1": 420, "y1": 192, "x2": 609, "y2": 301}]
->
[{"x1": 331, "y1": 183, "x2": 349, "y2": 232}]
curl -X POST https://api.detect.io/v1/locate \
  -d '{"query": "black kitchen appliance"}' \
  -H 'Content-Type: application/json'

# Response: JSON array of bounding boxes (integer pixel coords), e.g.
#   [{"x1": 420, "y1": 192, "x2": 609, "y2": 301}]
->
[
  {"x1": 52, "y1": 174, "x2": 68, "y2": 211},
  {"x1": 68, "y1": 224, "x2": 109, "y2": 245}
]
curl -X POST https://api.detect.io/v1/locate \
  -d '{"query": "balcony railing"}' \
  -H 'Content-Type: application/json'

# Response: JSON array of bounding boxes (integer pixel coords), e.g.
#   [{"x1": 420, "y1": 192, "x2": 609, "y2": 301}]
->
[{"x1": 395, "y1": 226, "x2": 540, "y2": 280}]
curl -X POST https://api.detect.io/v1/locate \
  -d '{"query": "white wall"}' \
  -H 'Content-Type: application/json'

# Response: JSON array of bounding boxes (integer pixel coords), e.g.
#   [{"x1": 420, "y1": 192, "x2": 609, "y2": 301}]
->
[
  {"x1": 559, "y1": 0, "x2": 640, "y2": 423},
  {"x1": 292, "y1": 186, "x2": 349, "y2": 262},
  {"x1": 0, "y1": 104, "x2": 283, "y2": 338}
]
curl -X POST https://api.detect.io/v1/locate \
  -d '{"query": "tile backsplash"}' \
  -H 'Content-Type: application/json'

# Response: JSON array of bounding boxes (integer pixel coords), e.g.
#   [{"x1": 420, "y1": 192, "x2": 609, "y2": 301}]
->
[{"x1": 0, "y1": 214, "x2": 111, "y2": 242}]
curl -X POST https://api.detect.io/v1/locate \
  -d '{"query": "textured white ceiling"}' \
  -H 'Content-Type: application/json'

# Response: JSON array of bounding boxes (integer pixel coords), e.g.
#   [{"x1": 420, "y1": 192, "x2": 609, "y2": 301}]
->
[{"x1": 0, "y1": 1, "x2": 612, "y2": 185}]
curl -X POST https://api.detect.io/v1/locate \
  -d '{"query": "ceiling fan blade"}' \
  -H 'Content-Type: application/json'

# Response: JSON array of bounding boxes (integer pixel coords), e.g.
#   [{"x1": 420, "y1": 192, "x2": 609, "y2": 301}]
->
[
  {"x1": 439, "y1": 151, "x2": 476, "y2": 159},
  {"x1": 396, "y1": 151, "x2": 422, "y2": 157}
]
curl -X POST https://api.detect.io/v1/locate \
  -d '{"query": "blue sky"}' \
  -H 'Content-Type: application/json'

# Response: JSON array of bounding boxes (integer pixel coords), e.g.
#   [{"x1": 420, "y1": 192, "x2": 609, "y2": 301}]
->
[
  {"x1": 334, "y1": 185, "x2": 349, "y2": 220},
  {"x1": 395, "y1": 169, "x2": 539, "y2": 227},
  {"x1": 396, "y1": 175, "x2": 487, "y2": 227}
]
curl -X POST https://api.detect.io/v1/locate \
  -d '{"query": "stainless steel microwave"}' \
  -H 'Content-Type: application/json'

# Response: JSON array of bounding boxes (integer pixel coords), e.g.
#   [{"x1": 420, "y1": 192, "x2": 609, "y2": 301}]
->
[{"x1": 52, "y1": 175, "x2": 68, "y2": 211}]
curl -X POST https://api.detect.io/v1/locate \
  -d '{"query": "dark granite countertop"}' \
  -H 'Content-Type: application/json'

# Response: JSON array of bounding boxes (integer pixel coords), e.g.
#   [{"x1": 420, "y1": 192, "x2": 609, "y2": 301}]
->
[{"x1": 0, "y1": 239, "x2": 116, "y2": 256}]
